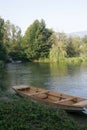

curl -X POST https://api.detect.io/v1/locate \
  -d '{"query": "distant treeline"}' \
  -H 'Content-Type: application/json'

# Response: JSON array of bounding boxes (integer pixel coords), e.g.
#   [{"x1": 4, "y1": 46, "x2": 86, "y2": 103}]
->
[{"x1": 0, "y1": 17, "x2": 87, "y2": 62}]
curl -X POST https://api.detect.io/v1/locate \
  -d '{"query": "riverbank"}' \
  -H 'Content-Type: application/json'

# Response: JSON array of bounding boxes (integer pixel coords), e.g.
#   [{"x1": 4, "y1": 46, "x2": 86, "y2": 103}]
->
[
  {"x1": 0, "y1": 92, "x2": 87, "y2": 130},
  {"x1": 33, "y1": 57, "x2": 87, "y2": 64}
]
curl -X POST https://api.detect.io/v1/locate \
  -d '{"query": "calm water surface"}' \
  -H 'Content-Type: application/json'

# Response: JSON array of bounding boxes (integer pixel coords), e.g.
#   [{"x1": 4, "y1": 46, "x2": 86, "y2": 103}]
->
[
  {"x1": 0, "y1": 62, "x2": 87, "y2": 98},
  {"x1": 0, "y1": 62, "x2": 87, "y2": 125}
]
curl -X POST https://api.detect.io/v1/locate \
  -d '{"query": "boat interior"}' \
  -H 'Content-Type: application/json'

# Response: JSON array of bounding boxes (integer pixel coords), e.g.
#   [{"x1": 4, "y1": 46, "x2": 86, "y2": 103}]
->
[{"x1": 17, "y1": 87, "x2": 86, "y2": 107}]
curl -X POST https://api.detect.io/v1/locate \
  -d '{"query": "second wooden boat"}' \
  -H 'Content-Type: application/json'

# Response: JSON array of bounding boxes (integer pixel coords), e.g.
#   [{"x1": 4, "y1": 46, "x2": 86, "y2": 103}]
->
[{"x1": 13, "y1": 85, "x2": 87, "y2": 114}]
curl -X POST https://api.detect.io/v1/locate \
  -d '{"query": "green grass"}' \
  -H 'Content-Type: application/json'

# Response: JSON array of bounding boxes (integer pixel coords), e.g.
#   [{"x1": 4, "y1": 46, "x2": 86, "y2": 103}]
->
[{"x1": 0, "y1": 93, "x2": 87, "y2": 130}]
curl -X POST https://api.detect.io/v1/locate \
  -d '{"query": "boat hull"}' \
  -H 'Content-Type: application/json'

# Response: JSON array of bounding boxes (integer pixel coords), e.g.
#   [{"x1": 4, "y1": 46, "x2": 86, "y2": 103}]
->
[{"x1": 13, "y1": 85, "x2": 87, "y2": 113}]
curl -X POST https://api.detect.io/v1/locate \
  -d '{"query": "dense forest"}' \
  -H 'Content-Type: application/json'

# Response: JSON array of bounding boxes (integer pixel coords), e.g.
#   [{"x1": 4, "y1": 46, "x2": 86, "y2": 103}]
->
[{"x1": 0, "y1": 17, "x2": 87, "y2": 62}]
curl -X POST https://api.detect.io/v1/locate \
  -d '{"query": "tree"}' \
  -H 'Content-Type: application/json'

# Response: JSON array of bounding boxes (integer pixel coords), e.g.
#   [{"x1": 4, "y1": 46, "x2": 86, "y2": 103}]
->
[
  {"x1": 66, "y1": 36, "x2": 82, "y2": 57},
  {"x1": 23, "y1": 19, "x2": 53, "y2": 60},
  {"x1": 82, "y1": 35, "x2": 87, "y2": 44},
  {"x1": 66, "y1": 37, "x2": 78, "y2": 57},
  {"x1": 0, "y1": 17, "x2": 7, "y2": 61},
  {"x1": 3, "y1": 20, "x2": 23, "y2": 61},
  {"x1": 49, "y1": 33, "x2": 67, "y2": 62},
  {"x1": 80, "y1": 36, "x2": 87, "y2": 57}
]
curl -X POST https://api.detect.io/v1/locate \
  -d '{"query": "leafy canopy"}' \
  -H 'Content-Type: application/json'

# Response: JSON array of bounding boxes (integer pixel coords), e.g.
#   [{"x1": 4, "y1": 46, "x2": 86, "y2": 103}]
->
[{"x1": 24, "y1": 19, "x2": 53, "y2": 60}]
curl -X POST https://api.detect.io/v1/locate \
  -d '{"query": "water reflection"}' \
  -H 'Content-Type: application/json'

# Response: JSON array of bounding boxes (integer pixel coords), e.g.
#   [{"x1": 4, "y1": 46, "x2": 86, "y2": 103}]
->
[
  {"x1": 1, "y1": 62, "x2": 87, "y2": 98},
  {"x1": 48, "y1": 62, "x2": 87, "y2": 98}
]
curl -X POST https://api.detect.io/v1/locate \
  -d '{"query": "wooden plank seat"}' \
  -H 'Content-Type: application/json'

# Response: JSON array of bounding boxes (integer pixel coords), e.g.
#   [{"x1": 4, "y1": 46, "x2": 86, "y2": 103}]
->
[
  {"x1": 27, "y1": 91, "x2": 49, "y2": 99},
  {"x1": 54, "y1": 97, "x2": 76, "y2": 104}
]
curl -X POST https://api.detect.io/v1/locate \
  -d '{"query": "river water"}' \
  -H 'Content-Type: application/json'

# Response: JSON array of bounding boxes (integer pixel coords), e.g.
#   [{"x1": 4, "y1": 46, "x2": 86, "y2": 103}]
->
[
  {"x1": 0, "y1": 62, "x2": 87, "y2": 125},
  {"x1": 1, "y1": 62, "x2": 87, "y2": 98}
]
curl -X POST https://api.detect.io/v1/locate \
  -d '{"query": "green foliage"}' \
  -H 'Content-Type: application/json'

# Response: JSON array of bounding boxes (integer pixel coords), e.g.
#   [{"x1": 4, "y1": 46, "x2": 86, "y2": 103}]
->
[
  {"x1": 9, "y1": 27, "x2": 23, "y2": 60},
  {"x1": 82, "y1": 35, "x2": 87, "y2": 43},
  {"x1": 5, "y1": 21, "x2": 23, "y2": 60},
  {"x1": 24, "y1": 19, "x2": 53, "y2": 60},
  {"x1": 79, "y1": 43, "x2": 87, "y2": 57},
  {"x1": 80, "y1": 36, "x2": 87, "y2": 57},
  {"x1": 1, "y1": 16, "x2": 87, "y2": 62},
  {"x1": 49, "y1": 33, "x2": 67, "y2": 62},
  {"x1": 66, "y1": 37, "x2": 78, "y2": 57},
  {"x1": 0, "y1": 94, "x2": 86, "y2": 130},
  {"x1": 0, "y1": 17, "x2": 7, "y2": 61}
]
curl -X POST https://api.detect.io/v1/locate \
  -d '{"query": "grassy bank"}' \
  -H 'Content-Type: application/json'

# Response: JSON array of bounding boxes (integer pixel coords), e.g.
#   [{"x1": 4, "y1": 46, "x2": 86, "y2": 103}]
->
[
  {"x1": 34, "y1": 57, "x2": 87, "y2": 64},
  {"x1": 0, "y1": 93, "x2": 87, "y2": 130},
  {"x1": 65, "y1": 57, "x2": 87, "y2": 64}
]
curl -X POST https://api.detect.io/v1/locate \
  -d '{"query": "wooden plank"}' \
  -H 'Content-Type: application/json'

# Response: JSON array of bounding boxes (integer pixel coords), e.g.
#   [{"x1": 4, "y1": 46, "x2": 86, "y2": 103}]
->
[
  {"x1": 26, "y1": 90, "x2": 49, "y2": 96},
  {"x1": 73, "y1": 100, "x2": 87, "y2": 106},
  {"x1": 54, "y1": 97, "x2": 75, "y2": 104}
]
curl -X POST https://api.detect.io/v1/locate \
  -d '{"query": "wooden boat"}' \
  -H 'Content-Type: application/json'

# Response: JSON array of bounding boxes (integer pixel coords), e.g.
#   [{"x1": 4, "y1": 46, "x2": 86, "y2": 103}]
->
[{"x1": 13, "y1": 85, "x2": 87, "y2": 114}]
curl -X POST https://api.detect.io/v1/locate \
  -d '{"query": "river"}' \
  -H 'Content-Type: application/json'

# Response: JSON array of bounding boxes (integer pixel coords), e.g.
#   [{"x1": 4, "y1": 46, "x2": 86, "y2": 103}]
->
[
  {"x1": 0, "y1": 62, "x2": 87, "y2": 125},
  {"x1": 1, "y1": 62, "x2": 87, "y2": 98}
]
